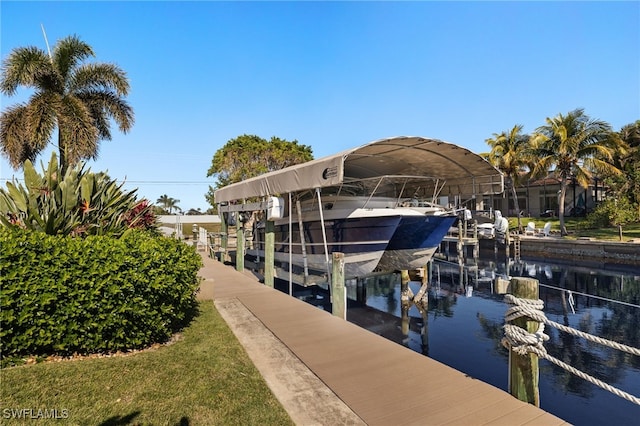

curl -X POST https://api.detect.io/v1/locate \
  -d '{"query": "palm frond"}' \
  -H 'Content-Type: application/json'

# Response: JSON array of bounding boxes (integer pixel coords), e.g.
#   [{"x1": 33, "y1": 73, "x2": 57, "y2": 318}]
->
[
  {"x1": 71, "y1": 63, "x2": 130, "y2": 96},
  {"x1": 52, "y1": 35, "x2": 94, "y2": 83},
  {"x1": 57, "y1": 95, "x2": 98, "y2": 166},
  {"x1": 25, "y1": 91, "x2": 59, "y2": 151},
  {"x1": 0, "y1": 104, "x2": 32, "y2": 167},
  {"x1": 584, "y1": 157, "x2": 624, "y2": 178},
  {"x1": 0, "y1": 46, "x2": 52, "y2": 95},
  {"x1": 76, "y1": 90, "x2": 134, "y2": 135}
]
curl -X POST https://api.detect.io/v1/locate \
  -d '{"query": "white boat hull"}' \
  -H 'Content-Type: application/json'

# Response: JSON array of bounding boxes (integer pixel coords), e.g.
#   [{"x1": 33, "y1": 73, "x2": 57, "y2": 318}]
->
[{"x1": 247, "y1": 196, "x2": 457, "y2": 284}]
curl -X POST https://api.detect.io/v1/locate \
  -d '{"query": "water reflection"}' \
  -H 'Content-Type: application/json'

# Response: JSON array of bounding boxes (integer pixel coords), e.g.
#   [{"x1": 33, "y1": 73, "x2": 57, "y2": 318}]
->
[{"x1": 347, "y1": 259, "x2": 640, "y2": 425}]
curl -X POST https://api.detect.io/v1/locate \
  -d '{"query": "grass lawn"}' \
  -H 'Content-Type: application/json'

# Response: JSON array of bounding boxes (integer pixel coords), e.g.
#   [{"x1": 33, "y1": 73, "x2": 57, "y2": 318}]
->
[
  {"x1": 0, "y1": 302, "x2": 293, "y2": 426},
  {"x1": 509, "y1": 218, "x2": 640, "y2": 242}
]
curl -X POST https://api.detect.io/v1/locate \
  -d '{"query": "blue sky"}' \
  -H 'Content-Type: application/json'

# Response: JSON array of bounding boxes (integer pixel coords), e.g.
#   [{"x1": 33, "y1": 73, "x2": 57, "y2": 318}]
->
[{"x1": 1, "y1": 1, "x2": 639, "y2": 212}]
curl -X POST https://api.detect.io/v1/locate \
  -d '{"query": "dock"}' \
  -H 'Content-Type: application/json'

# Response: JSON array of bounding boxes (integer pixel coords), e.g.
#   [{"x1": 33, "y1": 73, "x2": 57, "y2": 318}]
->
[{"x1": 198, "y1": 254, "x2": 569, "y2": 425}]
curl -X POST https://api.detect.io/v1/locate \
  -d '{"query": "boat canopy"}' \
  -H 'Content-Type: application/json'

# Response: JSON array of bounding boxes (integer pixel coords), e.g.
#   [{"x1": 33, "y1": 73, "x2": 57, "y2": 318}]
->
[{"x1": 214, "y1": 136, "x2": 504, "y2": 203}]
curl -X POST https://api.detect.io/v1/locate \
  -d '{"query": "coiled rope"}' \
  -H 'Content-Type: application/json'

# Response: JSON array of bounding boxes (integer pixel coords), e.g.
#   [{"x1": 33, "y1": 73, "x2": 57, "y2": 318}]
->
[{"x1": 502, "y1": 294, "x2": 640, "y2": 406}]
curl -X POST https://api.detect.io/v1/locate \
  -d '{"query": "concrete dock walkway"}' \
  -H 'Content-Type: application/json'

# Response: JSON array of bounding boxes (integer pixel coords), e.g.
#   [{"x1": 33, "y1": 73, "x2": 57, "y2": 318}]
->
[{"x1": 197, "y1": 253, "x2": 569, "y2": 425}]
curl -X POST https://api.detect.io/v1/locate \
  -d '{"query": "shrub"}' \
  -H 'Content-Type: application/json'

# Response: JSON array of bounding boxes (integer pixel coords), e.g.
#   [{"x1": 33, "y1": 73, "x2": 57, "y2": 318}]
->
[
  {"x1": 0, "y1": 228, "x2": 202, "y2": 362},
  {"x1": 586, "y1": 197, "x2": 638, "y2": 228},
  {"x1": 0, "y1": 152, "x2": 158, "y2": 237}
]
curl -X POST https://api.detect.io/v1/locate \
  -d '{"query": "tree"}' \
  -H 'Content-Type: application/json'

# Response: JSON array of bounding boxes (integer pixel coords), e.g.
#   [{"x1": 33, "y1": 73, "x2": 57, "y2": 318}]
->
[
  {"x1": 485, "y1": 125, "x2": 531, "y2": 233},
  {"x1": 205, "y1": 134, "x2": 313, "y2": 207},
  {"x1": 604, "y1": 121, "x2": 640, "y2": 220},
  {"x1": 530, "y1": 109, "x2": 623, "y2": 236},
  {"x1": 587, "y1": 197, "x2": 636, "y2": 241},
  {"x1": 1, "y1": 35, "x2": 134, "y2": 175},
  {"x1": 156, "y1": 194, "x2": 181, "y2": 214}
]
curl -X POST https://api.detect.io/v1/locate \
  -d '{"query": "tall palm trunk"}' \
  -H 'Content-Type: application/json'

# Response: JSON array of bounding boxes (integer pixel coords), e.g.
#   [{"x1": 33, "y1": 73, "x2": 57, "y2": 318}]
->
[
  {"x1": 558, "y1": 179, "x2": 568, "y2": 236},
  {"x1": 58, "y1": 128, "x2": 68, "y2": 176},
  {"x1": 509, "y1": 177, "x2": 522, "y2": 233}
]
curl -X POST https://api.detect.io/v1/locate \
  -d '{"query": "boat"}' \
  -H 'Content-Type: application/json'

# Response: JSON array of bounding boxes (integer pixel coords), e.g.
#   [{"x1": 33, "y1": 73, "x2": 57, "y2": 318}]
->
[
  {"x1": 246, "y1": 179, "x2": 459, "y2": 282},
  {"x1": 215, "y1": 136, "x2": 504, "y2": 285},
  {"x1": 252, "y1": 194, "x2": 405, "y2": 280}
]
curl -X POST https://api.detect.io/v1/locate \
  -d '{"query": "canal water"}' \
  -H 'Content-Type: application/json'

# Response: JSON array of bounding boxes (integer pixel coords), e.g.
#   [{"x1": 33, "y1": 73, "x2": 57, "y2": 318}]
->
[{"x1": 335, "y1": 259, "x2": 640, "y2": 425}]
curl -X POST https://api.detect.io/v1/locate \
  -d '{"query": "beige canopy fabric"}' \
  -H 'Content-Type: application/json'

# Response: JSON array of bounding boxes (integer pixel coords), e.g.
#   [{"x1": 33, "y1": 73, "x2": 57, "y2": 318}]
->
[{"x1": 214, "y1": 136, "x2": 504, "y2": 203}]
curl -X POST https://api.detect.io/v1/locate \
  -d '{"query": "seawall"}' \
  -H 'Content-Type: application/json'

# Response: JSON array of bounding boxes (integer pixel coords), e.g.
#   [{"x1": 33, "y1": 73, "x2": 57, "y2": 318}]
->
[{"x1": 517, "y1": 237, "x2": 640, "y2": 269}]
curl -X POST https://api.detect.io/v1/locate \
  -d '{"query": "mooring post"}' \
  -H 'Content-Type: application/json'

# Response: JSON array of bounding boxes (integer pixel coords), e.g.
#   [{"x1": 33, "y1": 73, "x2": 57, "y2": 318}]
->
[
  {"x1": 192, "y1": 224, "x2": 198, "y2": 248},
  {"x1": 264, "y1": 220, "x2": 275, "y2": 288},
  {"x1": 220, "y1": 212, "x2": 228, "y2": 262},
  {"x1": 415, "y1": 289, "x2": 429, "y2": 355},
  {"x1": 508, "y1": 277, "x2": 540, "y2": 407},
  {"x1": 401, "y1": 297, "x2": 410, "y2": 339},
  {"x1": 400, "y1": 270, "x2": 413, "y2": 337},
  {"x1": 236, "y1": 223, "x2": 245, "y2": 272},
  {"x1": 458, "y1": 219, "x2": 464, "y2": 261},
  {"x1": 473, "y1": 220, "x2": 479, "y2": 261},
  {"x1": 413, "y1": 267, "x2": 428, "y2": 304},
  {"x1": 331, "y1": 252, "x2": 346, "y2": 320},
  {"x1": 457, "y1": 219, "x2": 465, "y2": 269},
  {"x1": 356, "y1": 277, "x2": 367, "y2": 304},
  {"x1": 400, "y1": 270, "x2": 414, "y2": 302}
]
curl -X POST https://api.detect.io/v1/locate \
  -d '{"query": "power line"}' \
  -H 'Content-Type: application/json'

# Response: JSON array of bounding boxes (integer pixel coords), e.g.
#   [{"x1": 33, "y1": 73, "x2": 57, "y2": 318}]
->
[{"x1": 0, "y1": 178, "x2": 212, "y2": 185}]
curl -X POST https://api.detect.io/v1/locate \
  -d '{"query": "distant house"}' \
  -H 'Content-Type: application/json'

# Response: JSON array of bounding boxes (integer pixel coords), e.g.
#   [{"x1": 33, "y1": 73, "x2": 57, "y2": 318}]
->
[
  {"x1": 485, "y1": 173, "x2": 606, "y2": 218},
  {"x1": 157, "y1": 214, "x2": 222, "y2": 238}
]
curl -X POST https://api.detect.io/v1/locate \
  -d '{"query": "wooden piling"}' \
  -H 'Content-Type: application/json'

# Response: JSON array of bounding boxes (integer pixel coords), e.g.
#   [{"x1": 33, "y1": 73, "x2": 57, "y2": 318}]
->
[
  {"x1": 473, "y1": 220, "x2": 479, "y2": 261},
  {"x1": 220, "y1": 213, "x2": 228, "y2": 262},
  {"x1": 401, "y1": 298, "x2": 410, "y2": 338},
  {"x1": 400, "y1": 270, "x2": 413, "y2": 302},
  {"x1": 413, "y1": 268, "x2": 428, "y2": 304},
  {"x1": 400, "y1": 270, "x2": 413, "y2": 337},
  {"x1": 495, "y1": 277, "x2": 511, "y2": 294},
  {"x1": 331, "y1": 252, "x2": 346, "y2": 320},
  {"x1": 236, "y1": 223, "x2": 244, "y2": 272},
  {"x1": 508, "y1": 277, "x2": 540, "y2": 407},
  {"x1": 356, "y1": 277, "x2": 367, "y2": 304},
  {"x1": 264, "y1": 220, "x2": 275, "y2": 288}
]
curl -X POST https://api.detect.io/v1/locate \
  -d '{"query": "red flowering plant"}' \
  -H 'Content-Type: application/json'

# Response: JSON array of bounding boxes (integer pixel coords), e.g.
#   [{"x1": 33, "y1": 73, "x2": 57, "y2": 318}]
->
[{"x1": 122, "y1": 199, "x2": 159, "y2": 232}]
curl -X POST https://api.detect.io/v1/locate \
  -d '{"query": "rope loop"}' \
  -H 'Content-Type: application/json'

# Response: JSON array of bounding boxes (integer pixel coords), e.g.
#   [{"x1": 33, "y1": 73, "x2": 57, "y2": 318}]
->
[
  {"x1": 502, "y1": 292, "x2": 640, "y2": 405},
  {"x1": 501, "y1": 294, "x2": 549, "y2": 356}
]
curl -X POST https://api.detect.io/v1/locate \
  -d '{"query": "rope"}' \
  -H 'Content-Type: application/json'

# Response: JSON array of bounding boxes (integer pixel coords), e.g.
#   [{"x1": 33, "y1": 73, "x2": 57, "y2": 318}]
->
[
  {"x1": 503, "y1": 294, "x2": 640, "y2": 356},
  {"x1": 567, "y1": 290, "x2": 575, "y2": 314},
  {"x1": 525, "y1": 344, "x2": 640, "y2": 406},
  {"x1": 502, "y1": 294, "x2": 640, "y2": 406},
  {"x1": 538, "y1": 282, "x2": 640, "y2": 309}
]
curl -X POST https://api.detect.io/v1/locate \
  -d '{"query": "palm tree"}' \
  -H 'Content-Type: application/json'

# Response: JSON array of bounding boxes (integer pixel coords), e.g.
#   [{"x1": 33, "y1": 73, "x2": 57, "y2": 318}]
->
[
  {"x1": 156, "y1": 194, "x2": 181, "y2": 214},
  {"x1": 485, "y1": 125, "x2": 531, "y2": 233},
  {"x1": 530, "y1": 108, "x2": 623, "y2": 236},
  {"x1": 615, "y1": 120, "x2": 640, "y2": 178},
  {"x1": 607, "y1": 121, "x2": 639, "y2": 220},
  {"x1": 0, "y1": 35, "x2": 134, "y2": 175}
]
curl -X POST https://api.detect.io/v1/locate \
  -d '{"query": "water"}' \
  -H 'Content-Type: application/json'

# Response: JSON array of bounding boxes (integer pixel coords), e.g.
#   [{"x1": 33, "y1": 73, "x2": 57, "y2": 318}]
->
[{"x1": 344, "y1": 259, "x2": 640, "y2": 425}]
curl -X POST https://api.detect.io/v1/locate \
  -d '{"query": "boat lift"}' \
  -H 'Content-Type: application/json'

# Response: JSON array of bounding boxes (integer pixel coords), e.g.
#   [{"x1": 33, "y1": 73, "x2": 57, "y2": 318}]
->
[{"x1": 213, "y1": 136, "x2": 504, "y2": 315}]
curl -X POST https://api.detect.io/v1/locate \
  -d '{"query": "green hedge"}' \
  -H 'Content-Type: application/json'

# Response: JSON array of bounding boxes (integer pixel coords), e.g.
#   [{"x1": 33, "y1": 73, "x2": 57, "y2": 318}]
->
[{"x1": 0, "y1": 228, "x2": 203, "y2": 361}]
